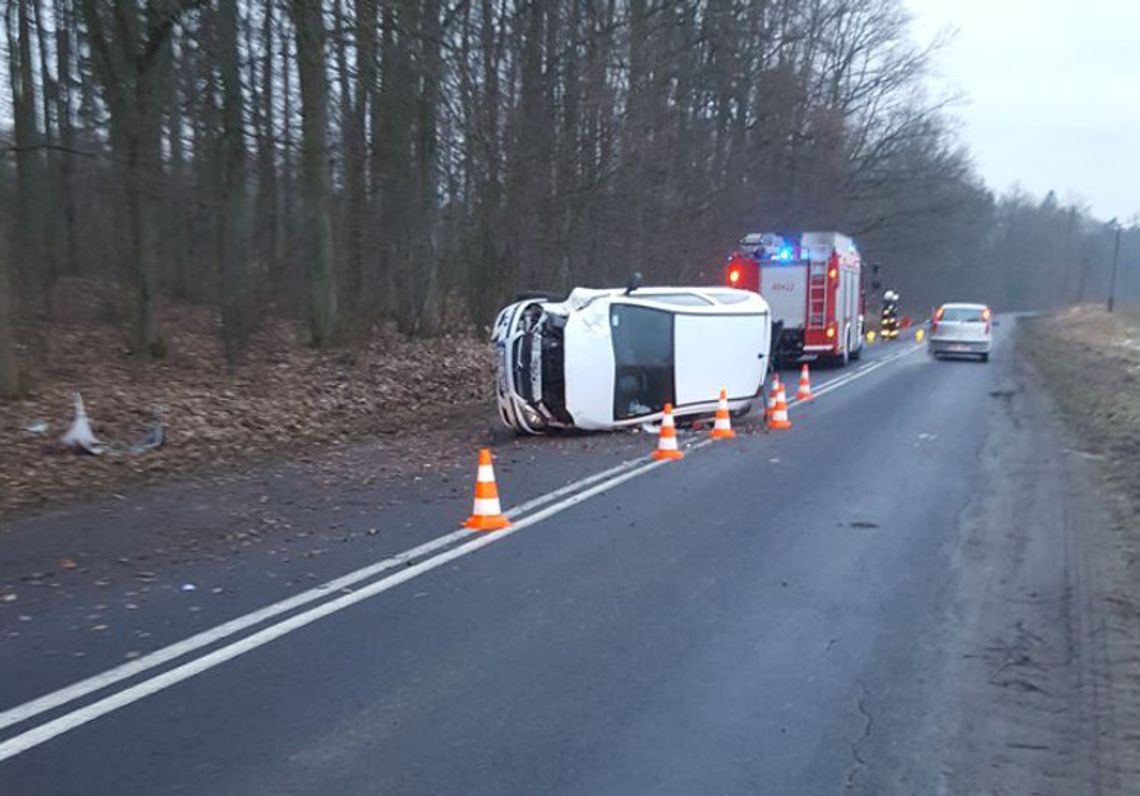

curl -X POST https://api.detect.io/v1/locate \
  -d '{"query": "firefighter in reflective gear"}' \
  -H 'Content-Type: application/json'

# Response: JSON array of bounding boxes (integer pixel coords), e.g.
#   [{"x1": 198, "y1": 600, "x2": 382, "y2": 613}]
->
[{"x1": 880, "y1": 290, "x2": 901, "y2": 340}]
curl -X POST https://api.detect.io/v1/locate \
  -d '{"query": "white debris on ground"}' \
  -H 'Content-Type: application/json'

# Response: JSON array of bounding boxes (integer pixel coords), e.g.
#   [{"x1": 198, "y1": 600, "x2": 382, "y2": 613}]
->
[{"x1": 60, "y1": 393, "x2": 105, "y2": 455}]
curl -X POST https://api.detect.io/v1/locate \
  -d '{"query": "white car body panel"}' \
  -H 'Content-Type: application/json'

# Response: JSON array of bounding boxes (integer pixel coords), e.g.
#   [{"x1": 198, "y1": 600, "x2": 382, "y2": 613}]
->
[{"x1": 491, "y1": 287, "x2": 772, "y2": 433}]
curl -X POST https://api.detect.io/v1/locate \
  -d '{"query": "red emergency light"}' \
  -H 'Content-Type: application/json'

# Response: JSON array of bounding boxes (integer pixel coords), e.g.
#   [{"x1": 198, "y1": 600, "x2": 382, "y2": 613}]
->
[{"x1": 725, "y1": 254, "x2": 759, "y2": 291}]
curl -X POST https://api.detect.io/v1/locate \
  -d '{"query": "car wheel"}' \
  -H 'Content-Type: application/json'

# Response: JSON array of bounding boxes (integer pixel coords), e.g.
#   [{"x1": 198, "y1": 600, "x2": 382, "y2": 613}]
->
[{"x1": 980, "y1": 353, "x2": 989, "y2": 363}]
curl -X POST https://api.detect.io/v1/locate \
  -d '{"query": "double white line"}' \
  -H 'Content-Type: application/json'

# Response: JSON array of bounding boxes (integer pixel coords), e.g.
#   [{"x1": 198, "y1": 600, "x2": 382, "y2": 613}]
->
[{"x1": 0, "y1": 342, "x2": 922, "y2": 762}]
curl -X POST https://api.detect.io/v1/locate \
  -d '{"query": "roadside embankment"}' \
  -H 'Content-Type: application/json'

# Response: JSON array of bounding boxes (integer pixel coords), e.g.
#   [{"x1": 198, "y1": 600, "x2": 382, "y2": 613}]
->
[{"x1": 1023, "y1": 304, "x2": 1140, "y2": 515}]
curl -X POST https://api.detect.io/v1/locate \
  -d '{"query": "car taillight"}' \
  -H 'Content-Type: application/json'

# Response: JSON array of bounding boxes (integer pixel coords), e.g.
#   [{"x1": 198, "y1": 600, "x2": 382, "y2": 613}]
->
[
  {"x1": 931, "y1": 307, "x2": 944, "y2": 333},
  {"x1": 826, "y1": 324, "x2": 836, "y2": 339},
  {"x1": 728, "y1": 267, "x2": 741, "y2": 286},
  {"x1": 982, "y1": 307, "x2": 991, "y2": 333}
]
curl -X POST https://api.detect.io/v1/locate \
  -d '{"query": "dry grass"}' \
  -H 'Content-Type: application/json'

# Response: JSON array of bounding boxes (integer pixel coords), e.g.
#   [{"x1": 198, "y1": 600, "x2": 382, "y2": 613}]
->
[
  {"x1": 0, "y1": 278, "x2": 494, "y2": 513},
  {"x1": 1023, "y1": 303, "x2": 1140, "y2": 513}
]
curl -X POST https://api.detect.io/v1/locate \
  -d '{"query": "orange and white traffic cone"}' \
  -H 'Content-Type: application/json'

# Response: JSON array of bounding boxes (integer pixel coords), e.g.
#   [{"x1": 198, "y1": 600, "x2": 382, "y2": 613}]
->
[
  {"x1": 710, "y1": 388, "x2": 736, "y2": 440},
  {"x1": 463, "y1": 448, "x2": 510, "y2": 531},
  {"x1": 767, "y1": 383, "x2": 792, "y2": 430},
  {"x1": 652, "y1": 403, "x2": 685, "y2": 461},
  {"x1": 796, "y1": 363, "x2": 814, "y2": 401},
  {"x1": 766, "y1": 373, "x2": 782, "y2": 420}
]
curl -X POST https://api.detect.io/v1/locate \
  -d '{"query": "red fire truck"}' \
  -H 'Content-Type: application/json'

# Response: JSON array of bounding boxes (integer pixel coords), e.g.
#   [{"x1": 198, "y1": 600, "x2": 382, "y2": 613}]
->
[{"x1": 725, "y1": 231, "x2": 865, "y2": 365}]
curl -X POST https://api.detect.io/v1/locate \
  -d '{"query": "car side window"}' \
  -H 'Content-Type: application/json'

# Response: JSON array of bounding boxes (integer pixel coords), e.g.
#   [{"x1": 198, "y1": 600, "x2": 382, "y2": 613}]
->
[{"x1": 611, "y1": 304, "x2": 675, "y2": 420}]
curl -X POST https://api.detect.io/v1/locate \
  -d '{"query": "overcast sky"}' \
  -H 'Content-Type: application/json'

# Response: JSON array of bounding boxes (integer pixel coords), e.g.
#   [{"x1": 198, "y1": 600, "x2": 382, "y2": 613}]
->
[{"x1": 904, "y1": 0, "x2": 1140, "y2": 222}]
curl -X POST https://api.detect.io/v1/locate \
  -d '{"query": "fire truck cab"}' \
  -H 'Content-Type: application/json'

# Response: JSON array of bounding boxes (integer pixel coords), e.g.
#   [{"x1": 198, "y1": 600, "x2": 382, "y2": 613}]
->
[{"x1": 726, "y1": 231, "x2": 864, "y2": 365}]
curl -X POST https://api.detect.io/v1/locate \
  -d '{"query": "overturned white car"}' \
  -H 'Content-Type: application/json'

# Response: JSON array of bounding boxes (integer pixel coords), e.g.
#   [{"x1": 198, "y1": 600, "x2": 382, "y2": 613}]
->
[{"x1": 492, "y1": 284, "x2": 773, "y2": 433}]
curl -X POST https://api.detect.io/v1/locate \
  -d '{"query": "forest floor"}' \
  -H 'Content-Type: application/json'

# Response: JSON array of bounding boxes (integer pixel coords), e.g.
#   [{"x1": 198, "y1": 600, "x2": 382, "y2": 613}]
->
[{"x1": 0, "y1": 278, "x2": 495, "y2": 515}]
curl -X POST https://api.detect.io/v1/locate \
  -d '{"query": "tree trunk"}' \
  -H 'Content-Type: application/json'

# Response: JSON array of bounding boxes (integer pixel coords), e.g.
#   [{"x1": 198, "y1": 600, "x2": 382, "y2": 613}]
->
[
  {"x1": 0, "y1": 227, "x2": 19, "y2": 398},
  {"x1": 8, "y1": 0, "x2": 47, "y2": 316},
  {"x1": 218, "y1": 0, "x2": 250, "y2": 363},
  {"x1": 54, "y1": 0, "x2": 80, "y2": 276},
  {"x1": 291, "y1": 0, "x2": 337, "y2": 346},
  {"x1": 413, "y1": 0, "x2": 442, "y2": 333},
  {"x1": 79, "y1": 0, "x2": 183, "y2": 358},
  {"x1": 253, "y1": 1, "x2": 279, "y2": 300}
]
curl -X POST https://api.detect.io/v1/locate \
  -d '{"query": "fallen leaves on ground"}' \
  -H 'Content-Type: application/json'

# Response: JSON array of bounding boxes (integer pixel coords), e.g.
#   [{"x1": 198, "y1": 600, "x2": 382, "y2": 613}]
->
[{"x1": 0, "y1": 278, "x2": 495, "y2": 514}]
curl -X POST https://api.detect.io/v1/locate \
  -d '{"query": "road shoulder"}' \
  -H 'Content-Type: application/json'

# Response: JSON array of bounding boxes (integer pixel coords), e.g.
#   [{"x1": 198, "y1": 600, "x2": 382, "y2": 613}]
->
[{"x1": 941, "y1": 322, "x2": 1140, "y2": 793}]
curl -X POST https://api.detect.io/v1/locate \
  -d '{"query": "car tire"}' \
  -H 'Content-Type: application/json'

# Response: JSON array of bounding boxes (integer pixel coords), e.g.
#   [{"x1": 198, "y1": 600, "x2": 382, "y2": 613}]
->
[{"x1": 980, "y1": 353, "x2": 989, "y2": 363}]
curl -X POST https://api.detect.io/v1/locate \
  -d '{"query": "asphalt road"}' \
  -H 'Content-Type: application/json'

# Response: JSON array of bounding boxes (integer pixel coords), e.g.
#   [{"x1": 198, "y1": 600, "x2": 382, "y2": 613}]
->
[{"x1": 0, "y1": 322, "x2": 1119, "y2": 794}]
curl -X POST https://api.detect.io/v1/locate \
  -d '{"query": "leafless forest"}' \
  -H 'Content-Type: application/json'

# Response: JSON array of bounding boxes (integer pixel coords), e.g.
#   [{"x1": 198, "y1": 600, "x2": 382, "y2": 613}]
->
[{"x1": 1, "y1": 0, "x2": 1136, "y2": 398}]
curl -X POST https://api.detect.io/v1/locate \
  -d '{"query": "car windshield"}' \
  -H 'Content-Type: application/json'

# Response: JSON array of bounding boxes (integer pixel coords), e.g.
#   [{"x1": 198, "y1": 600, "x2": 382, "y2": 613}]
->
[
  {"x1": 610, "y1": 304, "x2": 674, "y2": 419},
  {"x1": 941, "y1": 307, "x2": 985, "y2": 322}
]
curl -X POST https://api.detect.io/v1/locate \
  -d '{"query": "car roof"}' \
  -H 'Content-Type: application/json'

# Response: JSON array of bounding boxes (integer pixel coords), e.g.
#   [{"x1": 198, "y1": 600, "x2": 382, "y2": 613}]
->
[{"x1": 939, "y1": 302, "x2": 988, "y2": 309}]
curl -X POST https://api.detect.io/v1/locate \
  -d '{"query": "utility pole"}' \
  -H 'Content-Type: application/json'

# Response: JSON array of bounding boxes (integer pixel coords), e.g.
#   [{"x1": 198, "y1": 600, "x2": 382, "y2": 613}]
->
[{"x1": 1107, "y1": 221, "x2": 1121, "y2": 313}]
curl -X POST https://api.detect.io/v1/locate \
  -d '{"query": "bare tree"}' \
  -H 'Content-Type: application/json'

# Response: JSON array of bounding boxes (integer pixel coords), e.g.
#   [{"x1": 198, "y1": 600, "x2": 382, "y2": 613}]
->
[
  {"x1": 216, "y1": 0, "x2": 250, "y2": 362},
  {"x1": 290, "y1": 0, "x2": 337, "y2": 345},
  {"x1": 79, "y1": 0, "x2": 199, "y2": 357}
]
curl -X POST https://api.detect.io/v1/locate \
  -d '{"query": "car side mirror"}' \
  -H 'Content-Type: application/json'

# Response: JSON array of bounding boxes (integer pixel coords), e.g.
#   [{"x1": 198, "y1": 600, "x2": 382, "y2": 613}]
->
[{"x1": 625, "y1": 272, "x2": 643, "y2": 295}]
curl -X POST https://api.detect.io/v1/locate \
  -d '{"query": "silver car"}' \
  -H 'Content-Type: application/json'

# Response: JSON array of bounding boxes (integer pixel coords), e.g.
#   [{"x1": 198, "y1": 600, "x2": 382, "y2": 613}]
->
[{"x1": 928, "y1": 303, "x2": 992, "y2": 361}]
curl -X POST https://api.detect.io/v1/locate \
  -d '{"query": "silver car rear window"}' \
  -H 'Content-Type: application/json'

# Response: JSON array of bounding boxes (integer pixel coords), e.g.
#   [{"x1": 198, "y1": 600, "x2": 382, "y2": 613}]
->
[{"x1": 941, "y1": 307, "x2": 984, "y2": 322}]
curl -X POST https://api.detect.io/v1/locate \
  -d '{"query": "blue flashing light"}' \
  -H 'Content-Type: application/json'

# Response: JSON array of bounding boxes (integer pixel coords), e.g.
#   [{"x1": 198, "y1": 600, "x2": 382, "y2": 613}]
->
[{"x1": 777, "y1": 246, "x2": 794, "y2": 261}]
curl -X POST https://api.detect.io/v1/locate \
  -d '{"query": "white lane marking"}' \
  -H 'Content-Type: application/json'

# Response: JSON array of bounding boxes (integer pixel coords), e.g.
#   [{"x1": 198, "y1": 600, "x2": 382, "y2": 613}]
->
[
  {"x1": 0, "y1": 343, "x2": 919, "y2": 757},
  {"x1": 0, "y1": 528, "x2": 468, "y2": 734},
  {"x1": 0, "y1": 457, "x2": 648, "y2": 734},
  {"x1": 0, "y1": 458, "x2": 668, "y2": 762},
  {"x1": 791, "y1": 345, "x2": 921, "y2": 405}
]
